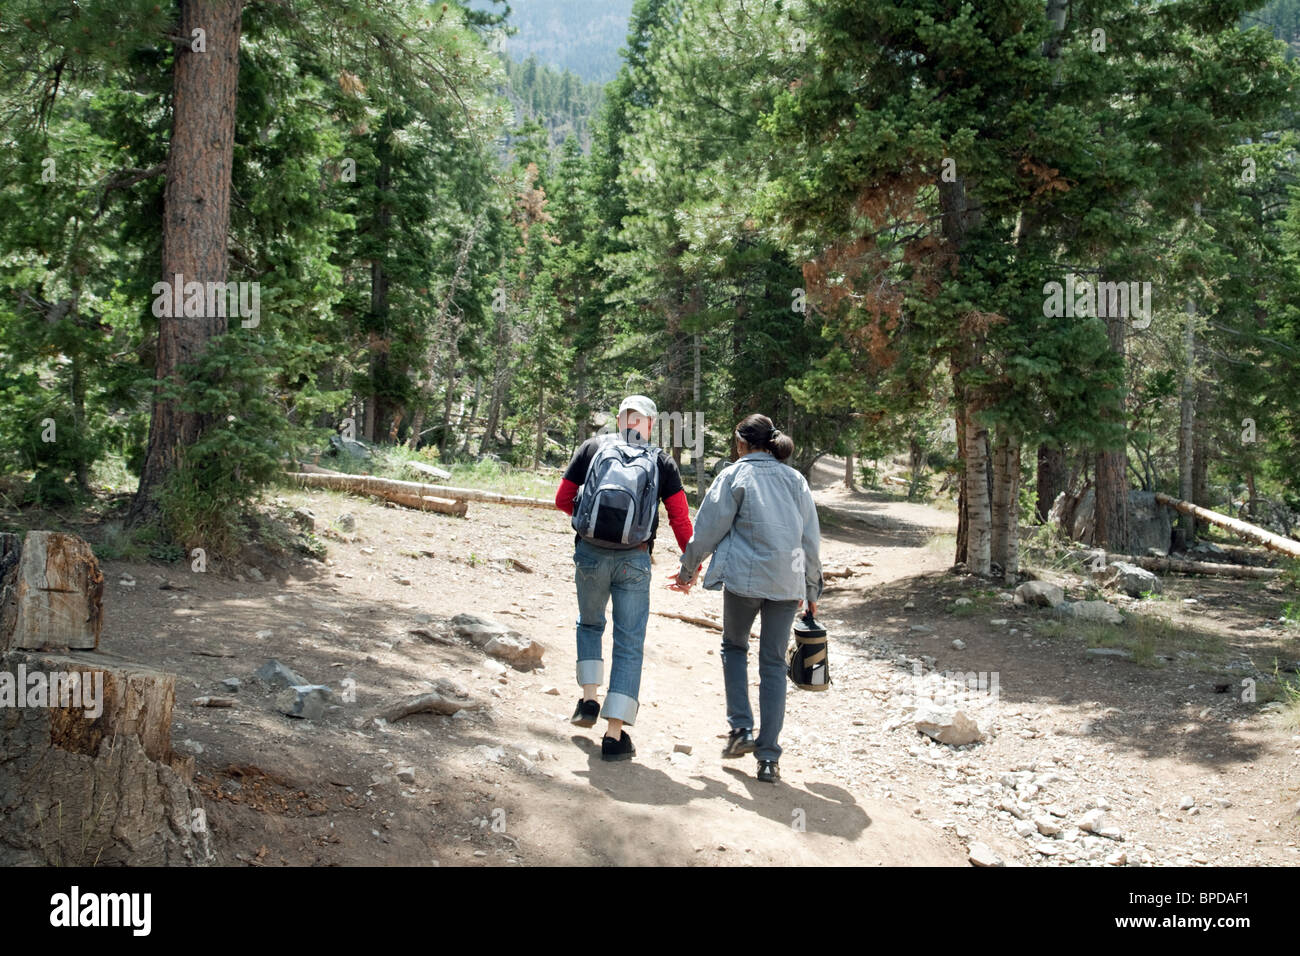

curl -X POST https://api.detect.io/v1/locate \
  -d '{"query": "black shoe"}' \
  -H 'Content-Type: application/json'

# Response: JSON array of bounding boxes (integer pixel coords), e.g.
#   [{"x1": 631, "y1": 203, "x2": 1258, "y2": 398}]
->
[
  {"x1": 571, "y1": 698, "x2": 600, "y2": 728},
  {"x1": 722, "y1": 727, "x2": 756, "y2": 759},
  {"x1": 601, "y1": 731, "x2": 635, "y2": 761},
  {"x1": 756, "y1": 760, "x2": 780, "y2": 784}
]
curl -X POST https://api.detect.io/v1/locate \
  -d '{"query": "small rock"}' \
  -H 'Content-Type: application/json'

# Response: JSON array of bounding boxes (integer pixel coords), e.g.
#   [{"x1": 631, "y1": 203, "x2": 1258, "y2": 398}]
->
[
  {"x1": 967, "y1": 842, "x2": 1003, "y2": 867},
  {"x1": 337, "y1": 513, "x2": 356, "y2": 532},
  {"x1": 1100, "y1": 561, "x2": 1162, "y2": 597},
  {"x1": 913, "y1": 705, "x2": 985, "y2": 746},
  {"x1": 221, "y1": 677, "x2": 242, "y2": 692},
  {"x1": 1086, "y1": 647, "x2": 1132, "y2": 659},
  {"x1": 275, "y1": 684, "x2": 335, "y2": 720},
  {"x1": 291, "y1": 507, "x2": 317, "y2": 531},
  {"x1": 1034, "y1": 814, "x2": 1062, "y2": 837},
  {"x1": 952, "y1": 639, "x2": 966, "y2": 650},
  {"x1": 1062, "y1": 601, "x2": 1123, "y2": 625},
  {"x1": 954, "y1": 598, "x2": 973, "y2": 608},
  {"x1": 1015, "y1": 581, "x2": 1065, "y2": 608},
  {"x1": 1178, "y1": 794, "x2": 1195, "y2": 811},
  {"x1": 1105, "y1": 850, "x2": 1127, "y2": 866},
  {"x1": 1013, "y1": 819, "x2": 1037, "y2": 838},
  {"x1": 483, "y1": 634, "x2": 546, "y2": 669},
  {"x1": 1078, "y1": 808, "x2": 1107, "y2": 832},
  {"x1": 542, "y1": 685, "x2": 560, "y2": 695},
  {"x1": 673, "y1": 743, "x2": 693, "y2": 755},
  {"x1": 395, "y1": 766, "x2": 417, "y2": 783},
  {"x1": 246, "y1": 566, "x2": 265, "y2": 583},
  {"x1": 256, "y1": 659, "x2": 308, "y2": 689}
]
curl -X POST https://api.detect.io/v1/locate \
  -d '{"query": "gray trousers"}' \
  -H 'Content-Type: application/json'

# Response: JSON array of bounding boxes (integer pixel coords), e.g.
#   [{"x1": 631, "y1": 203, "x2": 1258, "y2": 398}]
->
[{"x1": 720, "y1": 589, "x2": 799, "y2": 762}]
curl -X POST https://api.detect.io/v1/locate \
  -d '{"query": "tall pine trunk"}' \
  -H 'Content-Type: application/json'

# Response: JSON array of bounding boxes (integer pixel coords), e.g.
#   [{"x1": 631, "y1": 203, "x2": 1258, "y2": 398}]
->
[
  {"x1": 130, "y1": 0, "x2": 243, "y2": 525},
  {"x1": 1175, "y1": 297, "x2": 1197, "y2": 548},
  {"x1": 964, "y1": 410, "x2": 992, "y2": 575},
  {"x1": 1035, "y1": 444, "x2": 1064, "y2": 523},
  {"x1": 1094, "y1": 281, "x2": 1130, "y2": 553},
  {"x1": 991, "y1": 431, "x2": 1021, "y2": 582}
]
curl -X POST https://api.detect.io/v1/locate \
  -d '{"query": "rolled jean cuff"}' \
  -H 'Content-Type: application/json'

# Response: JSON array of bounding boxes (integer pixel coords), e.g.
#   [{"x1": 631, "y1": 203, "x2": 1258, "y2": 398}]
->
[
  {"x1": 576, "y1": 659, "x2": 604, "y2": 686},
  {"x1": 600, "y1": 692, "x2": 638, "y2": 725}
]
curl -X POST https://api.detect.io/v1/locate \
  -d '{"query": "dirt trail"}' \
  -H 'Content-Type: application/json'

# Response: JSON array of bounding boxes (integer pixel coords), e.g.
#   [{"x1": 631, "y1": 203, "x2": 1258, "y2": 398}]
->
[{"x1": 93, "y1": 458, "x2": 1299, "y2": 866}]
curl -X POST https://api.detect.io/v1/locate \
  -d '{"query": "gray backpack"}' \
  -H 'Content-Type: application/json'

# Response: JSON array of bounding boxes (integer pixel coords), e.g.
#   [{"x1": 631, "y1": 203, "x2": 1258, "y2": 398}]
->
[{"x1": 573, "y1": 436, "x2": 661, "y2": 548}]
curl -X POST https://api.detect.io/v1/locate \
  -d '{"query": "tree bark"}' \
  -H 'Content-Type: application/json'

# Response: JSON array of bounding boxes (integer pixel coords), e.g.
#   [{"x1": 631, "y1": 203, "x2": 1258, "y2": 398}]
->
[
  {"x1": 1035, "y1": 443, "x2": 1065, "y2": 524},
  {"x1": 129, "y1": 0, "x2": 243, "y2": 525},
  {"x1": 963, "y1": 412, "x2": 992, "y2": 576},
  {"x1": 1176, "y1": 297, "x2": 1197, "y2": 548},
  {"x1": 693, "y1": 330, "x2": 704, "y2": 498},
  {"x1": 1094, "y1": 291, "x2": 1129, "y2": 552},
  {"x1": 991, "y1": 431, "x2": 1020, "y2": 582}
]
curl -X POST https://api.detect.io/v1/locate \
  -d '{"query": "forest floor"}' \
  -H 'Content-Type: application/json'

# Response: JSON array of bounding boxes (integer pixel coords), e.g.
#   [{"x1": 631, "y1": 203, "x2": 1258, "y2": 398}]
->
[{"x1": 85, "y1": 458, "x2": 1300, "y2": 866}]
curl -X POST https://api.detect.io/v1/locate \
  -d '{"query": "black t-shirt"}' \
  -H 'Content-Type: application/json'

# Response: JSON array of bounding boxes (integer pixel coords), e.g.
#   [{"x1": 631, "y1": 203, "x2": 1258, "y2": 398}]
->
[{"x1": 564, "y1": 435, "x2": 684, "y2": 554}]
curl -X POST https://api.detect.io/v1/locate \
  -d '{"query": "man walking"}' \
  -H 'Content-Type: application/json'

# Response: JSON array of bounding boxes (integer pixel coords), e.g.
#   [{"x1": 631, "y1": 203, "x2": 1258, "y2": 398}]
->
[{"x1": 554, "y1": 396, "x2": 695, "y2": 760}]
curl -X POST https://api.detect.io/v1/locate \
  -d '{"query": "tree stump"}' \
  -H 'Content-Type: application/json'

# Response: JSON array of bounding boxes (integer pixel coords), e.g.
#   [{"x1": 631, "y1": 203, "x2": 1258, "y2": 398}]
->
[
  {"x1": 1, "y1": 531, "x2": 104, "y2": 653},
  {"x1": 0, "y1": 649, "x2": 211, "y2": 866}
]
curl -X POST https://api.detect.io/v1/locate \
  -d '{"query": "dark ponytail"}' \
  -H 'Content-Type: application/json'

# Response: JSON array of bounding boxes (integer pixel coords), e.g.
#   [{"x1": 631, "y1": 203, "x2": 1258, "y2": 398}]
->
[{"x1": 736, "y1": 413, "x2": 794, "y2": 462}]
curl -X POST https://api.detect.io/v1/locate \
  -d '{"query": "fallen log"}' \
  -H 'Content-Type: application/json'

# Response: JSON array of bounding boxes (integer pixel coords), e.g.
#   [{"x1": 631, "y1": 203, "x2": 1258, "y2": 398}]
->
[
  {"x1": 1154, "y1": 493, "x2": 1300, "y2": 559},
  {"x1": 1130, "y1": 555, "x2": 1281, "y2": 580},
  {"x1": 823, "y1": 562, "x2": 872, "y2": 580},
  {"x1": 653, "y1": 610, "x2": 722, "y2": 631},
  {"x1": 372, "y1": 682, "x2": 482, "y2": 724},
  {"x1": 286, "y1": 473, "x2": 468, "y2": 515},
  {"x1": 382, "y1": 492, "x2": 469, "y2": 517},
  {"x1": 651, "y1": 610, "x2": 759, "y2": 640},
  {"x1": 287, "y1": 472, "x2": 552, "y2": 510}
]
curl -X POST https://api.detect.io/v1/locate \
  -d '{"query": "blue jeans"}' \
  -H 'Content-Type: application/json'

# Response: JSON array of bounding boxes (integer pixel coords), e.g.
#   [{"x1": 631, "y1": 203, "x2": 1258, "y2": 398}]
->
[
  {"x1": 721, "y1": 589, "x2": 799, "y2": 762},
  {"x1": 574, "y1": 538, "x2": 651, "y2": 725}
]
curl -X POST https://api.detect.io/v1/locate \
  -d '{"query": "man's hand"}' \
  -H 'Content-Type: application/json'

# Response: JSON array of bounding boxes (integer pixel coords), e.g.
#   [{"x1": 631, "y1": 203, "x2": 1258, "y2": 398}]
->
[
  {"x1": 665, "y1": 571, "x2": 691, "y2": 593},
  {"x1": 665, "y1": 565, "x2": 701, "y2": 593}
]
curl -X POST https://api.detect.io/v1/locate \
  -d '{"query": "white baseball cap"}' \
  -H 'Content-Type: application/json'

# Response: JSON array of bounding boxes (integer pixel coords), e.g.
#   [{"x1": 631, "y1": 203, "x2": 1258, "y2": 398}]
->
[{"x1": 618, "y1": 395, "x2": 657, "y2": 419}]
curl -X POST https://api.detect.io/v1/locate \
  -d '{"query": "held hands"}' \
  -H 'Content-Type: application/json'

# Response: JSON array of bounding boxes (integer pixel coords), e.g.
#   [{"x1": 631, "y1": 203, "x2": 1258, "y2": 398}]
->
[{"x1": 664, "y1": 565, "x2": 701, "y2": 594}]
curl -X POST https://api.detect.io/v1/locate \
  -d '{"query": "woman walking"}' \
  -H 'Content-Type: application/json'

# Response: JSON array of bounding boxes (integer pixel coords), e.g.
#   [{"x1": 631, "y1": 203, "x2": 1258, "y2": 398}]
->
[{"x1": 667, "y1": 414, "x2": 823, "y2": 783}]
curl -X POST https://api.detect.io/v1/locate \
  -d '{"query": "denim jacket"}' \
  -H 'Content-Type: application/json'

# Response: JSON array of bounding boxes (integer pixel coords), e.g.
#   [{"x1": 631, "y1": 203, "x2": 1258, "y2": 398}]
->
[{"x1": 677, "y1": 452, "x2": 823, "y2": 604}]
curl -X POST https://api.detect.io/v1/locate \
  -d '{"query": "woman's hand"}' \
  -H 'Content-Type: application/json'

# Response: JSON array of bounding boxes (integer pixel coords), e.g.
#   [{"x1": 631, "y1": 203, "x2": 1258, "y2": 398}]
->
[
  {"x1": 665, "y1": 570, "x2": 692, "y2": 593},
  {"x1": 665, "y1": 565, "x2": 701, "y2": 593}
]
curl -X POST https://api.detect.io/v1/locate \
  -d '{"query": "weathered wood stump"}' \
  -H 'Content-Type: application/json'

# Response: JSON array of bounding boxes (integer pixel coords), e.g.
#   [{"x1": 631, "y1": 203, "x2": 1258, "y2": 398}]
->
[
  {"x1": 0, "y1": 649, "x2": 211, "y2": 866},
  {"x1": 0, "y1": 530, "x2": 103, "y2": 652},
  {"x1": 0, "y1": 531, "x2": 211, "y2": 866}
]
